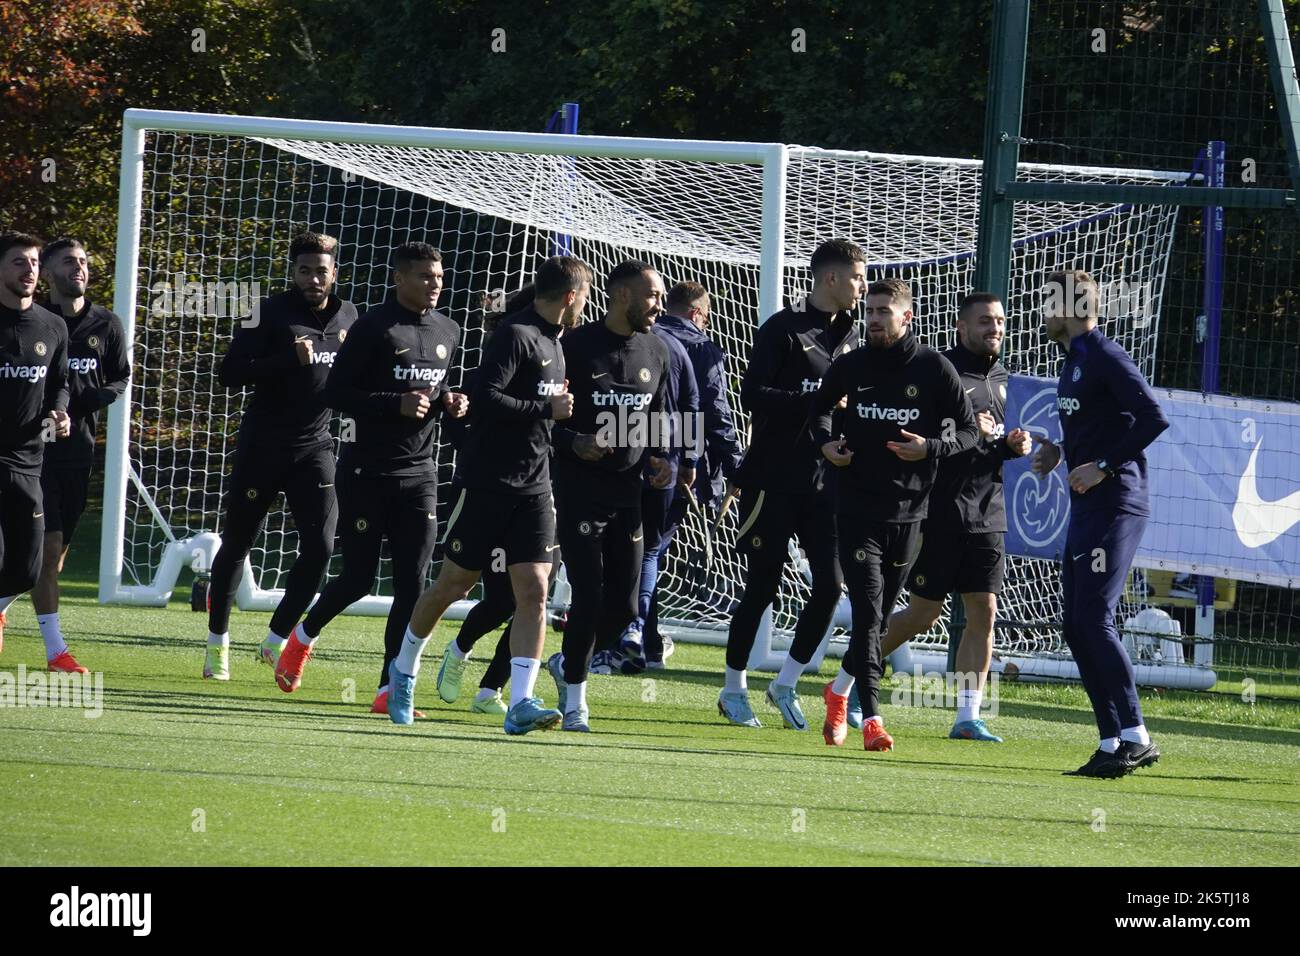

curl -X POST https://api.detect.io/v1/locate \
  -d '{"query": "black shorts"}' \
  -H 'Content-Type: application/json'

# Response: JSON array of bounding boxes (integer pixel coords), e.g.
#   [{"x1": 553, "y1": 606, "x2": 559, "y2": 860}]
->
[
  {"x1": 733, "y1": 486, "x2": 837, "y2": 564},
  {"x1": 440, "y1": 487, "x2": 557, "y2": 571},
  {"x1": 337, "y1": 469, "x2": 438, "y2": 542},
  {"x1": 908, "y1": 525, "x2": 1006, "y2": 600},
  {"x1": 0, "y1": 466, "x2": 44, "y2": 596},
  {"x1": 39, "y1": 466, "x2": 90, "y2": 544}
]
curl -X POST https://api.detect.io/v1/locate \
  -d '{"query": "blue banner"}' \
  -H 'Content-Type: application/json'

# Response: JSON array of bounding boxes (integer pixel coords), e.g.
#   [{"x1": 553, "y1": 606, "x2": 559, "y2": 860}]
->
[{"x1": 1004, "y1": 375, "x2": 1300, "y2": 588}]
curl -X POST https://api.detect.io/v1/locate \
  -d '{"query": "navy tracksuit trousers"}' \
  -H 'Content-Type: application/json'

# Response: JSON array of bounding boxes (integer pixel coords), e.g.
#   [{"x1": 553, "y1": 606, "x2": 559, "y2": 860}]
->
[{"x1": 1061, "y1": 508, "x2": 1147, "y2": 739}]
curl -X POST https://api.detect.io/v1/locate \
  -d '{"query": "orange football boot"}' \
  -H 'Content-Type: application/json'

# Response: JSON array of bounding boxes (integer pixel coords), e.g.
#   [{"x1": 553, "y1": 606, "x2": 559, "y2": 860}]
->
[
  {"x1": 822, "y1": 681, "x2": 848, "y2": 746},
  {"x1": 274, "y1": 630, "x2": 313, "y2": 692},
  {"x1": 48, "y1": 650, "x2": 88, "y2": 674},
  {"x1": 863, "y1": 716, "x2": 895, "y2": 752}
]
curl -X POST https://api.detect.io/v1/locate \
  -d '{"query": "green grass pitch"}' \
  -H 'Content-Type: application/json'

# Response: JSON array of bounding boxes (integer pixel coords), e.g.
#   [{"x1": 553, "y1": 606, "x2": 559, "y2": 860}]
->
[{"x1": 2, "y1": 532, "x2": 1297, "y2": 866}]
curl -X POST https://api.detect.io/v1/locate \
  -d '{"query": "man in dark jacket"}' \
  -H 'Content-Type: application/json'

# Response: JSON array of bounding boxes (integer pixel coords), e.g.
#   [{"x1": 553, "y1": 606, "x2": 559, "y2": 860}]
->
[
  {"x1": 879, "y1": 293, "x2": 1032, "y2": 742},
  {"x1": 629, "y1": 281, "x2": 743, "y2": 669}
]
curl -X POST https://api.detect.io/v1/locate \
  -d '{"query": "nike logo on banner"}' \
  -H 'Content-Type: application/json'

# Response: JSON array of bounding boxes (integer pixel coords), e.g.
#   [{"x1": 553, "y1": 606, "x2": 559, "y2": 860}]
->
[
  {"x1": 1233, "y1": 438, "x2": 1300, "y2": 547},
  {"x1": 395, "y1": 348, "x2": 411, "y2": 355}
]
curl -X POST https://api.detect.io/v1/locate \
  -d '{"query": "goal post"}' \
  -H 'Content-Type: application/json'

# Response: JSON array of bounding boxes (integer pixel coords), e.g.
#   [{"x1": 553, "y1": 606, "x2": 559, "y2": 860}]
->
[{"x1": 100, "y1": 107, "x2": 788, "y2": 612}]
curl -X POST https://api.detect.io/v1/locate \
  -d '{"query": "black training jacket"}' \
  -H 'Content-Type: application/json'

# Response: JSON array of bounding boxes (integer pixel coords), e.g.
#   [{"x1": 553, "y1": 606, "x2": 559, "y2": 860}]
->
[
  {"x1": 736, "y1": 302, "x2": 858, "y2": 495},
  {"x1": 221, "y1": 289, "x2": 359, "y2": 450},
  {"x1": 809, "y1": 329, "x2": 978, "y2": 523},
  {"x1": 925, "y1": 341, "x2": 1023, "y2": 533},
  {"x1": 325, "y1": 297, "x2": 460, "y2": 478},
  {"x1": 43, "y1": 301, "x2": 130, "y2": 469}
]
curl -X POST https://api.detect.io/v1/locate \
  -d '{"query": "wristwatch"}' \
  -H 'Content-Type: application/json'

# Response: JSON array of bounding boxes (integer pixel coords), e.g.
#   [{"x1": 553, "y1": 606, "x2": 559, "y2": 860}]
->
[{"x1": 1096, "y1": 458, "x2": 1118, "y2": 479}]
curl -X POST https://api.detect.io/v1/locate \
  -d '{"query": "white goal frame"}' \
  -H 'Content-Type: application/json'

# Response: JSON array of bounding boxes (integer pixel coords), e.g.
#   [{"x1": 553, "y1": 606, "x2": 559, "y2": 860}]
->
[{"x1": 101, "y1": 108, "x2": 791, "y2": 659}]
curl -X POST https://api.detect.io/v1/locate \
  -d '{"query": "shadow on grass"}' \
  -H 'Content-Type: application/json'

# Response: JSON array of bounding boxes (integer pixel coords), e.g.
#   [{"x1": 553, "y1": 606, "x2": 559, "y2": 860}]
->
[
  {"x1": 615, "y1": 664, "x2": 1300, "y2": 748},
  {"x1": 3, "y1": 742, "x2": 1295, "y2": 842}
]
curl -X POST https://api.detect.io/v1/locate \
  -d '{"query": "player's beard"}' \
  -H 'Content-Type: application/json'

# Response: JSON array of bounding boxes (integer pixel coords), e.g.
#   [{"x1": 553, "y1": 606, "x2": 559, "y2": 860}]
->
[
  {"x1": 3, "y1": 277, "x2": 35, "y2": 300},
  {"x1": 629, "y1": 304, "x2": 657, "y2": 332},
  {"x1": 299, "y1": 282, "x2": 333, "y2": 307},
  {"x1": 53, "y1": 275, "x2": 87, "y2": 300},
  {"x1": 965, "y1": 331, "x2": 1002, "y2": 357},
  {"x1": 868, "y1": 325, "x2": 903, "y2": 348}
]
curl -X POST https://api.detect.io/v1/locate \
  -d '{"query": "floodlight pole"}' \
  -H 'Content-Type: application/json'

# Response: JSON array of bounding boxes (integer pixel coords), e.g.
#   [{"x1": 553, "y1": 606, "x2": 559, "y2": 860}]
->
[
  {"x1": 1259, "y1": 0, "x2": 1300, "y2": 222},
  {"x1": 962, "y1": 0, "x2": 1029, "y2": 669},
  {"x1": 973, "y1": 0, "x2": 1030, "y2": 301}
]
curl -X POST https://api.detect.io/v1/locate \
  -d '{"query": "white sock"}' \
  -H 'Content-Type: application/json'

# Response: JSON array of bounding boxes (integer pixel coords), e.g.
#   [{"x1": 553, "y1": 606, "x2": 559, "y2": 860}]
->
[
  {"x1": 775, "y1": 654, "x2": 805, "y2": 689},
  {"x1": 475, "y1": 687, "x2": 498, "y2": 702},
  {"x1": 1099, "y1": 736, "x2": 1121, "y2": 754},
  {"x1": 565, "y1": 680, "x2": 588, "y2": 715},
  {"x1": 509, "y1": 657, "x2": 541, "y2": 709},
  {"x1": 294, "y1": 622, "x2": 319, "y2": 647},
  {"x1": 263, "y1": 629, "x2": 287, "y2": 649},
  {"x1": 395, "y1": 627, "x2": 429, "y2": 676},
  {"x1": 956, "y1": 688, "x2": 982, "y2": 723},
  {"x1": 867, "y1": 714, "x2": 883, "y2": 724},
  {"x1": 207, "y1": 631, "x2": 229, "y2": 647},
  {"x1": 447, "y1": 640, "x2": 469, "y2": 661},
  {"x1": 831, "y1": 665, "x2": 855, "y2": 697},
  {"x1": 0, "y1": 595, "x2": 17, "y2": 614},
  {"x1": 724, "y1": 666, "x2": 747, "y2": 693},
  {"x1": 37, "y1": 613, "x2": 67, "y2": 659},
  {"x1": 1120, "y1": 725, "x2": 1151, "y2": 746}
]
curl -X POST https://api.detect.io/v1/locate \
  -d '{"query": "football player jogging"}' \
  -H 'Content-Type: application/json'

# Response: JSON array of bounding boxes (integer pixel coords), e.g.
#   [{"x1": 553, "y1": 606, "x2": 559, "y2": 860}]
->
[
  {"x1": 629, "y1": 280, "x2": 742, "y2": 669},
  {"x1": 1032, "y1": 269, "x2": 1168, "y2": 778},
  {"x1": 607, "y1": 280, "x2": 697, "y2": 674},
  {"x1": 273, "y1": 242, "x2": 467, "y2": 713},
  {"x1": 435, "y1": 285, "x2": 540, "y2": 716},
  {"x1": 386, "y1": 256, "x2": 590, "y2": 733},
  {"x1": 878, "y1": 292, "x2": 1032, "y2": 742},
  {"x1": 203, "y1": 232, "x2": 358, "y2": 680},
  {"x1": 720, "y1": 239, "x2": 866, "y2": 730},
  {"x1": 810, "y1": 278, "x2": 978, "y2": 751},
  {"x1": 0, "y1": 233, "x2": 72, "y2": 660},
  {"x1": 544, "y1": 261, "x2": 674, "y2": 731},
  {"x1": 25, "y1": 239, "x2": 129, "y2": 672}
]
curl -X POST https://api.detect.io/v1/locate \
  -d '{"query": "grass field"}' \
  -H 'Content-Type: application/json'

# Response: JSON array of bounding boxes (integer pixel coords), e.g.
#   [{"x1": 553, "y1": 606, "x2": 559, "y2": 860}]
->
[{"x1": 2, "y1": 525, "x2": 1298, "y2": 866}]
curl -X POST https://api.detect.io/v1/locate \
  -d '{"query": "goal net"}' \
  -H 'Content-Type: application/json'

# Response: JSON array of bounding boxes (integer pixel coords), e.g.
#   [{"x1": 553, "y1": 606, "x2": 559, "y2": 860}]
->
[{"x1": 103, "y1": 110, "x2": 1197, "y2": 684}]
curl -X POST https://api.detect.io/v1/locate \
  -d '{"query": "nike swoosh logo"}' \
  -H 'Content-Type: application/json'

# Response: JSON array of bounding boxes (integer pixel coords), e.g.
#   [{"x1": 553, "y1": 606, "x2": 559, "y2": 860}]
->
[
  {"x1": 1072, "y1": 553, "x2": 1088, "y2": 561},
  {"x1": 1233, "y1": 438, "x2": 1300, "y2": 547},
  {"x1": 545, "y1": 544, "x2": 561, "y2": 552},
  {"x1": 802, "y1": 343, "x2": 816, "y2": 351},
  {"x1": 541, "y1": 359, "x2": 552, "y2": 366},
  {"x1": 857, "y1": 385, "x2": 873, "y2": 392},
  {"x1": 965, "y1": 387, "x2": 976, "y2": 394},
  {"x1": 318, "y1": 483, "x2": 333, "y2": 489},
  {"x1": 427, "y1": 513, "x2": 435, "y2": 519},
  {"x1": 33, "y1": 512, "x2": 44, "y2": 519},
  {"x1": 892, "y1": 559, "x2": 909, "y2": 566},
  {"x1": 632, "y1": 534, "x2": 644, "y2": 542},
  {"x1": 592, "y1": 371, "x2": 608, "y2": 379},
  {"x1": 395, "y1": 348, "x2": 411, "y2": 355}
]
